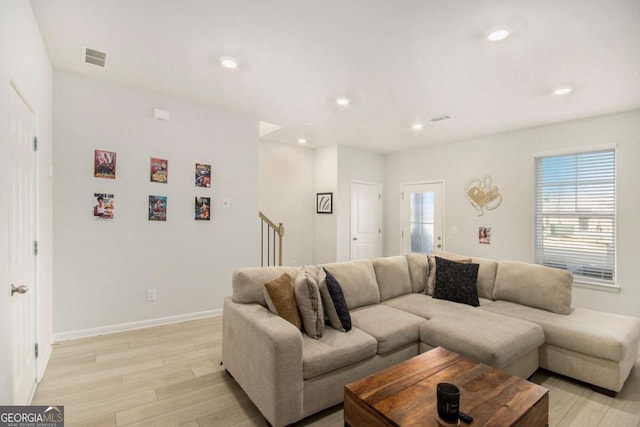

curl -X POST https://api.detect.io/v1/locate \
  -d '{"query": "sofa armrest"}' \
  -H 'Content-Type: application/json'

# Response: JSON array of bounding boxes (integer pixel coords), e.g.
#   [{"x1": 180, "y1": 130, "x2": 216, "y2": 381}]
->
[{"x1": 221, "y1": 296, "x2": 303, "y2": 427}]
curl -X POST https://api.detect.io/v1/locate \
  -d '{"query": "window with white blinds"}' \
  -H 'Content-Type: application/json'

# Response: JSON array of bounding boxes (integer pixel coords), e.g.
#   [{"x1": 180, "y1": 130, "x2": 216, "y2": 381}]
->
[{"x1": 534, "y1": 148, "x2": 616, "y2": 285}]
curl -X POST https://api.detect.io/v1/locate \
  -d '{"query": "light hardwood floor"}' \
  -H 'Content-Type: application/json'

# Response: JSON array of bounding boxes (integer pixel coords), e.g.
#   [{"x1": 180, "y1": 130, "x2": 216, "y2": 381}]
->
[{"x1": 33, "y1": 316, "x2": 640, "y2": 426}]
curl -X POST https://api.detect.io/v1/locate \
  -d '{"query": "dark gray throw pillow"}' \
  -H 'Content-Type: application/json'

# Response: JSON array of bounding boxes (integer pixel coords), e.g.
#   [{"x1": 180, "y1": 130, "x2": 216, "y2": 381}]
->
[
  {"x1": 322, "y1": 268, "x2": 352, "y2": 331},
  {"x1": 433, "y1": 257, "x2": 480, "y2": 307}
]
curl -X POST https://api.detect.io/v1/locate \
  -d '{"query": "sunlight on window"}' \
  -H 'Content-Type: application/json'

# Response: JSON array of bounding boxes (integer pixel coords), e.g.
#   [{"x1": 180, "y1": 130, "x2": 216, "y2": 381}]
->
[{"x1": 535, "y1": 149, "x2": 616, "y2": 284}]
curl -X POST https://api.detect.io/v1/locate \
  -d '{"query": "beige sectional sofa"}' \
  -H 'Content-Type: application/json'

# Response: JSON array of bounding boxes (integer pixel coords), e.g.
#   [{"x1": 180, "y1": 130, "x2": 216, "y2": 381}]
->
[{"x1": 221, "y1": 251, "x2": 640, "y2": 427}]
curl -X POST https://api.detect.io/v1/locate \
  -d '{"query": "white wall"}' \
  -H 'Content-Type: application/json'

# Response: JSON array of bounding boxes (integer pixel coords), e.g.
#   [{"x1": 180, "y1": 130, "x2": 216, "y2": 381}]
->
[
  {"x1": 310, "y1": 145, "x2": 385, "y2": 263},
  {"x1": 385, "y1": 110, "x2": 640, "y2": 317},
  {"x1": 313, "y1": 146, "x2": 338, "y2": 264},
  {"x1": 53, "y1": 71, "x2": 259, "y2": 334},
  {"x1": 0, "y1": 0, "x2": 53, "y2": 403},
  {"x1": 336, "y1": 145, "x2": 385, "y2": 261},
  {"x1": 259, "y1": 141, "x2": 315, "y2": 266}
]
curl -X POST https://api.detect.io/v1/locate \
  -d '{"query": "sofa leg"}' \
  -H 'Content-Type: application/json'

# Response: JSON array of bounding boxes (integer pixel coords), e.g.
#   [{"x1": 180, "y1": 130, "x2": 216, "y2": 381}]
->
[{"x1": 591, "y1": 384, "x2": 617, "y2": 397}]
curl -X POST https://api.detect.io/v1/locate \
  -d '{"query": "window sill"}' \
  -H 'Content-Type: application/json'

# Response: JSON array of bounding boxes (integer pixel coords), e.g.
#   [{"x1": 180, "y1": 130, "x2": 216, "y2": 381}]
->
[{"x1": 573, "y1": 280, "x2": 620, "y2": 293}]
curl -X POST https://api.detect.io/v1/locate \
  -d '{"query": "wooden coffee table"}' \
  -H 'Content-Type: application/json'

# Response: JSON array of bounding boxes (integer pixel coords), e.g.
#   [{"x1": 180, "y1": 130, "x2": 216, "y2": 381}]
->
[{"x1": 344, "y1": 347, "x2": 548, "y2": 426}]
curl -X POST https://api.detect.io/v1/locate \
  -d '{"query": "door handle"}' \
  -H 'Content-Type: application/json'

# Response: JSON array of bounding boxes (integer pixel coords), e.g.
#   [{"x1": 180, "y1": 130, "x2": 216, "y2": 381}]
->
[
  {"x1": 437, "y1": 244, "x2": 442, "y2": 248},
  {"x1": 353, "y1": 237, "x2": 358, "y2": 240},
  {"x1": 11, "y1": 284, "x2": 28, "y2": 296}
]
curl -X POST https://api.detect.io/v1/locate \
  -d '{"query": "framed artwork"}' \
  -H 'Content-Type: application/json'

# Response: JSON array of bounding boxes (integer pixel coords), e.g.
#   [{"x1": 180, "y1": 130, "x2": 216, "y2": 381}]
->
[
  {"x1": 479, "y1": 227, "x2": 491, "y2": 245},
  {"x1": 93, "y1": 193, "x2": 115, "y2": 220},
  {"x1": 316, "y1": 192, "x2": 333, "y2": 214},
  {"x1": 148, "y1": 195, "x2": 167, "y2": 221},
  {"x1": 195, "y1": 197, "x2": 211, "y2": 221},
  {"x1": 195, "y1": 163, "x2": 211, "y2": 188},
  {"x1": 150, "y1": 157, "x2": 168, "y2": 183},
  {"x1": 94, "y1": 149, "x2": 116, "y2": 179}
]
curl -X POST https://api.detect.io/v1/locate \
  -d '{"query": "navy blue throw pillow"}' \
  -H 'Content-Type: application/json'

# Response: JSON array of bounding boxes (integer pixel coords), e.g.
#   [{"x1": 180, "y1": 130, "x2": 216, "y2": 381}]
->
[
  {"x1": 433, "y1": 257, "x2": 480, "y2": 307},
  {"x1": 323, "y1": 268, "x2": 352, "y2": 331}
]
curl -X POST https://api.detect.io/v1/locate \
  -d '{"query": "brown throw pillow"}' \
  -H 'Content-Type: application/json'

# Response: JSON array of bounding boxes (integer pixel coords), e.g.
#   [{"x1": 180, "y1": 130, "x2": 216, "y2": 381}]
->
[{"x1": 263, "y1": 273, "x2": 302, "y2": 330}]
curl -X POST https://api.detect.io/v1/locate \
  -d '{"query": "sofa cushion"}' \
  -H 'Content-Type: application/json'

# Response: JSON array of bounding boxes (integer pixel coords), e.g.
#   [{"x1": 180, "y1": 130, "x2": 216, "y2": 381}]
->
[
  {"x1": 233, "y1": 266, "x2": 303, "y2": 306},
  {"x1": 472, "y1": 257, "x2": 498, "y2": 300},
  {"x1": 493, "y1": 261, "x2": 573, "y2": 314},
  {"x1": 433, "y1": 257, "x2": 480, "y2": 307},
  {"x1": 349, "y1": 304, "x2": 425, "y2": 354},
  {"x1": 481, "y1": 300, "x2": 640, "y2": 362},
  {"x1": 419, "y1": 309, "x2": 544, "y2": 369},
  {"x1": 373, "y1": 256, "x2": 412, "y2": 301},
  {"x1": 427, "y1": 254, "x2": 472, "y2": 295},
  {"x1": 263, "y1": 273, "x2": 302, "y2": 330},
  {"x1": 405, "y1": 253, "x2": 429, "y2": 293},
  {"x1": 320, "y1": 268, "x2": 352, "y2": 332},
  {"x1": 294, "y1": 269, "x2": 325, "y2": 339},
  {"x1": 302, "y1": 326, "x2": 377, "y2": 379},
  {"x1": 322, "y1": 260, "x2": 380, "y2": 310},
  {"x1": 384, "y1": 294, "x2": 492, "y2": 321}
]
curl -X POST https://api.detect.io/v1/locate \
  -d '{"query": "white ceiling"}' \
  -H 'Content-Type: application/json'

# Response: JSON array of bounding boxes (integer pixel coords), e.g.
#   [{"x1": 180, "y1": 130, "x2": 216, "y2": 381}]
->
[{"x1": 31, "y1": 0, "x2": 640, "y2": 154}]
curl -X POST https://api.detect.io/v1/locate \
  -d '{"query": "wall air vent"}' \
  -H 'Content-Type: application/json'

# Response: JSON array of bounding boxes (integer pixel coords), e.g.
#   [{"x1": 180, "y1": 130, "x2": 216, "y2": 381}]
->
[
  {"x1": 84, "y1": 47, "x2": 107, "y2": 67},
  {"x1": 430, "y1": 114, "x2": 452, "y2": 122}
]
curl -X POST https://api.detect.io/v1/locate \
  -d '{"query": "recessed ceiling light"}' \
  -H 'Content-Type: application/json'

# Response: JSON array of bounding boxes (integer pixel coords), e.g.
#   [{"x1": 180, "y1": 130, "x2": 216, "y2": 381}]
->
[
  {"x1": 297, "y1": 138, "x2": 307, "y2": 144},
  {"x1": 411, "y1": 123, "x2": 424, "y2": 130},
  {"x1": 486, "y1": 26, "x2": 511, "y2": 42},
  {"x1": 220, "y1": 56, "x2": 239, "y2": 69},
  {"x1": 553, "y1": 86, "x2": 573, "y2": 95},
  {"x1": 336, "y1": 97, "x2": 350, "y2": 106}
]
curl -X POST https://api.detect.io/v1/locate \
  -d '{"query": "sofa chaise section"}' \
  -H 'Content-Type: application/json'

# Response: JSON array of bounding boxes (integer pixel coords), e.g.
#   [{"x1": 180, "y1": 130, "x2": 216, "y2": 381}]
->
[
  {"x1": 384, "y1": 293, "x2": 544, "y2": 378},
  {"x1": 482, "y1": 300, "x2": 640, "y2": 393}
]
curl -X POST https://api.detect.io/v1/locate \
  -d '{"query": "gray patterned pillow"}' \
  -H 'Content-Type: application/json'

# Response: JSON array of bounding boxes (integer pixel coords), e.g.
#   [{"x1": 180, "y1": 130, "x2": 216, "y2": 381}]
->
[
  {"x1": 433, "y1": 257, "x2": 480, "y2": 307},
  {"x1": 294, "y1": 269, "x2": 325, "y2": 339}
]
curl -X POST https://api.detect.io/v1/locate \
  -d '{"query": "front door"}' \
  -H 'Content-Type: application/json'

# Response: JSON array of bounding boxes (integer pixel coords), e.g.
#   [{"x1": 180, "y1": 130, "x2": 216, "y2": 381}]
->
[
  {"x1": 9, "y1": 84, "x2": 38, "y2": 404},
  {"x1": 401, "y1": 181, "x2": 444, "y2": 254},
  {"x1": 350, "y1": 181, "x2": 382, "y2": 260}
]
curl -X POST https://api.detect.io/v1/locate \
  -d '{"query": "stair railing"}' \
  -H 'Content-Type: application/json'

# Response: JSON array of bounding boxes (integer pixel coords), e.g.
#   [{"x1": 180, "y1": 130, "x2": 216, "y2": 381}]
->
[{"x1": 259, "y1": 211, "x2": 284, "y2": 266}]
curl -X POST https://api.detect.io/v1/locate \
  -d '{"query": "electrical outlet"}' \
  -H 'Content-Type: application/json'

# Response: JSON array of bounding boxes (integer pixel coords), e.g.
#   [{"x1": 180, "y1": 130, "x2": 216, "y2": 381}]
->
[{"x1": 147, "y1": 289, "x2": 156, "y2": 302}]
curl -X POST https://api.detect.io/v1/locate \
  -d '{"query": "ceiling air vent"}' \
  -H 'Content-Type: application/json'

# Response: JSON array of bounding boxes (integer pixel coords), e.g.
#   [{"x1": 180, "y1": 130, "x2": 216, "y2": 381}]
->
[
  {"x1": 430, "y1": 114, "x2": 452, "y2": 122},
  {"x1": 84, "y1": 47, "x2": 107, "y2": 67}
]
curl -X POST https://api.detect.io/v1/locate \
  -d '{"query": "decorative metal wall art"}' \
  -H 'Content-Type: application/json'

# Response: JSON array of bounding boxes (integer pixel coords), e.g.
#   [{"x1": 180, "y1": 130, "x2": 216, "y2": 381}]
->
[{"x1": 465, "y1": 175, "x2": 502, "y2": 216}]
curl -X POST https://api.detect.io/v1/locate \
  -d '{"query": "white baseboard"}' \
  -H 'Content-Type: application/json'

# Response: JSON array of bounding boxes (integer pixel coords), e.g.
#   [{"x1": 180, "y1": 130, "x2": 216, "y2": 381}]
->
[
  {"x1": 29, "y1": 343, "x2": 53, "y2": 404},
  {"x1": 53, "y1": 309, "x2": 222, "y2": 342}
]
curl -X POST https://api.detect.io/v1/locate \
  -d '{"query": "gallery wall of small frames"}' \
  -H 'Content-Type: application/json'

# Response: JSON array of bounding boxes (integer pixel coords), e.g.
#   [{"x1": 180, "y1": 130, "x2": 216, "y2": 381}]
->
[{"x1": 93, "y1": 149, "x2": 213, "y2": 222}]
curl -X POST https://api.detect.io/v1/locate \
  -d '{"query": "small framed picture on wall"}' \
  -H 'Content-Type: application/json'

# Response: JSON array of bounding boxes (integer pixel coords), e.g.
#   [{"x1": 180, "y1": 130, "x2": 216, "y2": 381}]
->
[
  {"x1": 195, "y1": 197, "x2": 211, "y2": 221},
  {"x1": 479, "y1": 227, "x2": 491, "y2": 245},
  {"x1": 195, "y1": 163, "x2": 212, "y2": 188},
  {"x1": 94, "y1": 149, "x2": 116, "y2": 179},
  {"x1": 150, "y1": 157, "x2": 168, "y2": 183},
  {"x1": 93, "y1": 193, "x2": 115, "y2": 220},
  {"x1": 316, "y1": 192, "x2": 333, "y2": 214},
  {"x1": 148, "y1": 195, "x2": 167, "y2": 221}
]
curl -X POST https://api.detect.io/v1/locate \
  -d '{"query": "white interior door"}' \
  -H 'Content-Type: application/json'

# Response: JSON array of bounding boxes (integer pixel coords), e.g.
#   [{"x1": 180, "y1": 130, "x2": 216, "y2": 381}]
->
[
  {"x1": 401, "y1": 182, "x2": 444, "y2": 254},
  {"x1": 9, "y1": 85, "x2": 38, "y2": 404},
  {"x1": 350, "y1": 181, "x2": 382, "y2": 260}
]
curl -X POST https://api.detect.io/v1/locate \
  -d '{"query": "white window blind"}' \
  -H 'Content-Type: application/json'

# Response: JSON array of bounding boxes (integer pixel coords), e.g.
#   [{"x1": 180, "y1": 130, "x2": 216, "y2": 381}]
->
[{"x1": 534, "y1": 148, "x2": 616, "y2": 285}]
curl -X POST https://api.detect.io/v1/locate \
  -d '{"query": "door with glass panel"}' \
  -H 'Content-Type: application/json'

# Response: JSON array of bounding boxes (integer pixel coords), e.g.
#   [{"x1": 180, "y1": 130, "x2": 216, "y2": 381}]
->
[{"x1": 401, "y1": 182, "x2": 444, "y2": 254}]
